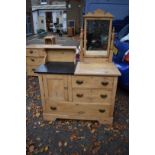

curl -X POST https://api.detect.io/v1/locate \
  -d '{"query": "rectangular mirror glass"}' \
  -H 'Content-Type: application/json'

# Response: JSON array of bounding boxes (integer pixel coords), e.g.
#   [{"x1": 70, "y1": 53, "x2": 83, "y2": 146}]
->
[{"x1": 86, "y1": 20, "x2": 110, "y2": 56}]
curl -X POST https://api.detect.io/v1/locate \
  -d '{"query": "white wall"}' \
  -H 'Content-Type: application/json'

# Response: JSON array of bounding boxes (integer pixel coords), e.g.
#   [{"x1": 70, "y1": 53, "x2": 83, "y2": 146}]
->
[
  {"x1": 32, "y1": 11, "x2": 38, "y2": 34},
  {"x1": 32, "y1": 10, "x2": 46, "y2": 34},
  {"x1": 62, "y1": 13, "x2": 67, "y2": 32},
  {"x1": 32, "y1": 10, "x2": 67, "y2": 34},
  {"x1": 52, "y1": 10, "x2": 67, "y2": 32},
  {"x1": 38, "y1": 10, "x2": 46, "y2": 31}
]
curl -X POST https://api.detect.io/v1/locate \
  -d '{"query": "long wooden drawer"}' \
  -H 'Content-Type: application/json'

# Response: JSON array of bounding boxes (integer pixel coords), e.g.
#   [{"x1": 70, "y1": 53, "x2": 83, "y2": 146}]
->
[
  {"x1": 73, "y1": 89, "x2": 112, "y2": 103},
  {"x1": 26, "y1": 49, "x2": 46, "y2": 57},
  {"x1": 26, "y1": 65, "x2": 38, "y2": 76},
  {"x1": 26, "y1": 57, "x2": 45, "y2": 66},
  {"x1": 72, "y1": 76, "x2": 113, "y2": 89},
  {"x1": 45, "y1": 103, "x2": 111, "y2": 118}
]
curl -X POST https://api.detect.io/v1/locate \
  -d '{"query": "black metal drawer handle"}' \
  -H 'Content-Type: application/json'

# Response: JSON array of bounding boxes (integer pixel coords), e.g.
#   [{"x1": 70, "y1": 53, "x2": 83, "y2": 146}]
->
[
  {"x1": 31, "y1": 59, "x2": 35, "y2": 62},
  {"x1": 99, "y1": 109, "x2": 106, "y2": 113},
  {"x1": 101, "y1": 82, "x2": 109, "y2": 86},
  {"x1": 78, "y1": 111, "x2": 85, "y2": 114},
  {"x1": 50, "y1": 106, "x2": 57, "y2": 111},
  {"x1": 100, "y1": 94, "x2": 107, "y2": 99},
  {"x1": 76, "y1": 94, "x2": 83, "y2": 98},
  {"x1": 76, "y1": 80, "x2": 83, "y2": 85}
]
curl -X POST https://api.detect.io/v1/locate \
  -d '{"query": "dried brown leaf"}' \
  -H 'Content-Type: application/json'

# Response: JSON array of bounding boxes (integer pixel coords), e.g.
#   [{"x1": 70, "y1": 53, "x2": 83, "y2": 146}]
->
[
  {"x1": 36, "y1": 137, "x2": 41, "y2": 141},
  {"x1": 40, "y1": 147, "x2": 44, "y2": 152},
  {"x1": 29, "y1": 145, "x2": 34, "y2": 153},
  {"x1": 91, "y1": 128, "x2": 96, "y2": 134},
  {"x1": 36, "y1": 112, "x2": 40, "y2": 118},
  {"x1": 70, "y1": 134, "x2": 78, "y2": 141},
  {"x1": 27, "y1": 106, "x2": 31, "y2": 111},
  {"x1": 64, "y1": 141, "x2": 68, "y2": 147},
  {"x1": 40, "y1": 123, "x2": 45, "y2": 127},
  {"x1": 44, "y1": 146, "x2": 48, "y2": 152},
  {"x1": 58, "y1": 141, "x2": 62, "y2": 147}
]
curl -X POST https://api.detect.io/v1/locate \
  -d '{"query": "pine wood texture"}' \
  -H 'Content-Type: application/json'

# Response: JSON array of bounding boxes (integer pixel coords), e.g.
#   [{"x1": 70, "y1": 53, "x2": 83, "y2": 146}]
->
[
  {"x1": 26, "y1": 65, "x2": 39, "y2": 76},
  {"x1": 44, "y1": 36, "x2": 56, "y2": 45},
  {"x1": 26, "y1": 44, "x2": 76, "y2": 50},
  {"x1": 81, "y1": 9, "x2": 114, "y2": 62},
  {"x1": 26, "y1": 48, "x2": 46, "y2": 76},
  {"x1": 27, "y1": 10, "x2": 120, "y2": 125},
  {"x1": 72, "y1": 76, "x2": 113, "y2": 89},
  {"x1": 26, "y1": 48, "x2": 46, "y2": 57},
  {"x1": 43, "y1": 75, "x2": 68, "y2": 102},
  {"x1": 43, "y1": 103, "x2": 112, "y2": 124},
  {"x1": 83, "y1": 9, "x2": 114, "y2": 18},
  {"x1": 26, "y1": 57, "x2": 45, "y2": 66},
  {"x1": 46, "y1": 49, "x2": 76, "y2": 62},
  {"x1": 26, "y1": 45, "x2": 77, "y2": 76},
  {"x1": 72, "y1": 89, "x2": 112, "y2": 103},
  {"x1": 75, "y1": 62, "x2": 121, "y2": 76},
  {"x1": 40, "y1": 73, "x2": 120, "y2": 125}
]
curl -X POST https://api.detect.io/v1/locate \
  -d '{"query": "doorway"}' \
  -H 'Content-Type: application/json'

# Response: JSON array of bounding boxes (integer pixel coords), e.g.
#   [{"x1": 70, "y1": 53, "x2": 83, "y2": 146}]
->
[{"x1": 46, "y1": 12, "x2": 53, "y2": 32}]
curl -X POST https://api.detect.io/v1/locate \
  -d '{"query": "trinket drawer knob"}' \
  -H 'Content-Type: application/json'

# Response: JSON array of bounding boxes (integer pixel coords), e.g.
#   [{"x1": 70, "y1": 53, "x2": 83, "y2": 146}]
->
[
  {"x1": 50, "y1": 106, "x2": 57, "y2": 111},
  {"x1": 76, "y1": 94, "x2": 83, "y2": 98},
  {"x1": 32, "y1": 68, "x2": 35, "y2": 72},
  {"x1": 99, "y1": 109, "x2": 106, "y2": 113},
  {"x1": 101, "y1": 81, "x2": 109, "y2": 86},
  {"x1": 31, "y1": 59, "x2": 35, "y2": 62},
  {"x1": 76, "y1": 80, "x2": 83, "y2": 85},
  {"x1": 100, "y1": 94, "x2": 107, "y2": 99},
  {"x1": 30, "y1": 51, "x2": 33, "y2": 54}
]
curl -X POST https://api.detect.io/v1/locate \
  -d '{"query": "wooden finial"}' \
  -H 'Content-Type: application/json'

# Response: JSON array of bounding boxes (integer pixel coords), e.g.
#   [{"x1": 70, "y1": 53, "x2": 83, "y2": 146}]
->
[{"x1": 109, "y1": 27, "x2": 115, "y2": 62}]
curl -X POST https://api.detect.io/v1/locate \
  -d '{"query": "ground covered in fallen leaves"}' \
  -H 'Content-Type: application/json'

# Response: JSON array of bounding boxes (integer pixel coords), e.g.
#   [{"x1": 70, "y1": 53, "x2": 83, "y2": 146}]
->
[{"x1": 26, "y1": 77, "x2": 129, "y2": 155}]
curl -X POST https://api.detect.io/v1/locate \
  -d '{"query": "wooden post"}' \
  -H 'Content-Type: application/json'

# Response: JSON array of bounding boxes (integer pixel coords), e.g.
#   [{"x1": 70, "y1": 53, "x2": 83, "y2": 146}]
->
[
  {"x1": 109, "y1": 27, "x2": 115, "y2": 62},
  {"x1": 80, "y1": 28, "x2": 84, "y2": 61}
]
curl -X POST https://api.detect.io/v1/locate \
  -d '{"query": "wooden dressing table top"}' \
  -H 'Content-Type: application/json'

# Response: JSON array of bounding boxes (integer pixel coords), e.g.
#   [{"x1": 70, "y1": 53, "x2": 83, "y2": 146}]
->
[{"x1": 75, "y1": 62, "x2": 121, "y2": 76}]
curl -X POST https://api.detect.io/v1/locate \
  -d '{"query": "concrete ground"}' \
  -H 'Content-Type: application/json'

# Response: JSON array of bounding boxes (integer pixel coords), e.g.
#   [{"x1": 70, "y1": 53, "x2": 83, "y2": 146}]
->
[{"x1": 26, "y1": 34, "x2": 129, "y2": 155}]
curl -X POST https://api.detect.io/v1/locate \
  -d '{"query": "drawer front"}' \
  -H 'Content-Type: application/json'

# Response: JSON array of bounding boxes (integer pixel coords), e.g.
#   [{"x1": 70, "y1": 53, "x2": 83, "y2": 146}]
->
[
  {"x1": 26, "y1": 66, "x2": 38, "y2": 76},
  {"x1": 45, "y1": 103, "x2": 111, "y2": 118},
  {"x1": 72, "y1": 76, "x2": 113, "y2": 89},
  {"x1": 26, "y1": 57, "x2": 45, "y2": 66},
  {"x1": 73, "y1": 89, "x2": 112, "y2": 103},
  {"x1": 26, "y1": 49, "x2": 46, "y2": 57}
]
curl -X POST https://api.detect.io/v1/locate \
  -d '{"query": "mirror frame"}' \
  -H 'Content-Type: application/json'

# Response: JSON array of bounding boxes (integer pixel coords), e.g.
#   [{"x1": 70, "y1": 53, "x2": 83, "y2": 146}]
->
[{"x1": 83, "y1": 10, "x2": 113, "y2": 58}]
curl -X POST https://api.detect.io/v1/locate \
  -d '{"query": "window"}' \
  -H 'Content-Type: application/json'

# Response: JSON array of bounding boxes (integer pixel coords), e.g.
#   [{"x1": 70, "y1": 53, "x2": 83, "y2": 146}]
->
[{"x1": 40, "y1": 0, "x2": 47, "y2": 5}]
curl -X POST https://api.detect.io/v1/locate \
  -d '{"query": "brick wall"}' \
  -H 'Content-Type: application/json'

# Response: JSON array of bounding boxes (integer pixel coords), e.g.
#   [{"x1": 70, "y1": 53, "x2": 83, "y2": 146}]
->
[{"x1": 67, "y1": 0, "x2": 84, "y2": 34}]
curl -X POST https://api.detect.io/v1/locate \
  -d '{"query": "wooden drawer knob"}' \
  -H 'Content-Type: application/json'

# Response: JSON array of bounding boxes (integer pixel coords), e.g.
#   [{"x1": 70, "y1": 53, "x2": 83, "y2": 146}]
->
[
  {"x1": 76, "y1": 94, "x2": 83, "y2": 98},
  {"x1": 100, "y1": 94, "x2": 107, "y2": 99},
  {"x1": 101, "y1": 82, "x2": 109, "y2": 86},
  {"x1": 30, "y1": 50, "x2": 33, "y2": 54},
  {"x1": 31, "y1": 58, "x2": 35, "y2": 62},
  {"x1": 99, "y1": 109, "x2": 106, "y2": 113},
  {"x1": 76, "y1": 80, "x2": 83, "y2": 85},
  {"x1": 50, "y1": 106, "x2": 57, "y2": 111}
]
